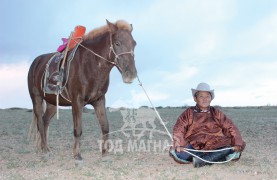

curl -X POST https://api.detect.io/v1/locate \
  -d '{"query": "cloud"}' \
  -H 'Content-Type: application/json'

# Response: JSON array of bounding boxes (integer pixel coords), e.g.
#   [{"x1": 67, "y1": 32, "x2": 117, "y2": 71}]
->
[
  {"x1": 210, "y1": 60, "x2": 277, "y2": 106},
  {"x1": 148, "y1": 55, "x2": 277, "y2": 107},
  {"x1": 214, "y1": 84, "x2": 277, "y2": 106},
  {"x1": 136, "y1": 0, "x2": 235, "y2": 35},
  {"x1": 231, "y1": 10, "x2": 277, "y2": 56},
  {"x1": 110, "y1": 89, "x2": 170, "y2": 108},
  {"x1": 86, "y1": 1, "x2": 277, "y2": 107},
  {"x1": 0, "y1": 61, "x2": 31, "y2": 108},
  {"x1": 159, "y1": 66, "x2": 198, "y2": 87},
  {"x1": 1, "y1": 1, "x2": 277, "y2": 109}
]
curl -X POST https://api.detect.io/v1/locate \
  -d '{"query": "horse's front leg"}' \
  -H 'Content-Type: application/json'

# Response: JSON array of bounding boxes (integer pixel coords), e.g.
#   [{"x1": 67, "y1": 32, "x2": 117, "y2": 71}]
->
[
  {"x1": 92, "y1": 96, "x2": 109, "y2": 156},
  {"x1": 72, "y1": 99, "x2": 83, "y2": 166}
]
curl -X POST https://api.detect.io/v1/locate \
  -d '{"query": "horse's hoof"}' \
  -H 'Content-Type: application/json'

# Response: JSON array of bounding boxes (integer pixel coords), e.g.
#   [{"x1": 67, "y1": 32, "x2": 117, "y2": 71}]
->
[
  {"x1": 74, "y1": 153, "x2": 83, "y2": 167},
  {"x1": 75, "y1": 159, "x2": 84, "y2": 167},
  {"x1": 101, "y1": 151, "x2": 109, "y2": 157},
  {"x1": 41, "y1": 152, "x2": 51, "y2": 162},
  {"x1": 102, "y1": 149, "x2": 108, "y2": 155},
  {"x1": 101, "y1": 150, "x2": 111, "y2": 162},
  {"x1": 101, "y1": 155, "x2": 112, "y2": 163}
]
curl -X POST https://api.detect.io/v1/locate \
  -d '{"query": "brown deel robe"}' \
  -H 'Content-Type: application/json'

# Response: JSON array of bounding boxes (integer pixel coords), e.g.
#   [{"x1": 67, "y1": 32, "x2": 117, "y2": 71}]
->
[{"x1": 173, "y1": 106, "x2": 246, "y2": 150}]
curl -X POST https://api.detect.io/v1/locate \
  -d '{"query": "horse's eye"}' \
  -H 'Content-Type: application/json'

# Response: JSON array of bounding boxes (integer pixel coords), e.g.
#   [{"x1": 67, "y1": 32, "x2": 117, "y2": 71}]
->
[{"x1": 115, "y1": 41, "x2": 121, "y2": 46}]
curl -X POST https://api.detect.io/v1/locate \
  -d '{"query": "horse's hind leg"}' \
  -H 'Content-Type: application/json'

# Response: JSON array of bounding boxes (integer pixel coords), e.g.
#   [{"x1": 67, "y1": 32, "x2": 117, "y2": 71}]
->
[
  {"x1": 43, "y1": 102, "x2": 57, "y2": 152},
  {"x1": 32, "y1": 94, "x2": 49, "y2": 157},
  {"x1": 31, "y1": 93, "x2": 56, "y2": 161}
]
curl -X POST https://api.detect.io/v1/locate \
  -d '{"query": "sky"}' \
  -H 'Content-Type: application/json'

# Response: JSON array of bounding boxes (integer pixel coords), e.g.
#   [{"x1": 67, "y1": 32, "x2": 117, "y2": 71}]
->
[{"x1": 1, "y1": 0, "x2": 277, "y2": 109}]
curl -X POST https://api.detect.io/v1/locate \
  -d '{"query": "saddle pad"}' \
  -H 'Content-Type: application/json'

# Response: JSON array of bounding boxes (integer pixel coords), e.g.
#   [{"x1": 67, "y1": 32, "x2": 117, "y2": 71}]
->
[
  {"x1": 57, "y1": 38, "x2": 68, "y2": 52},
  {"x1": 43, "y1": 52, "x2": 64, "y2": 94},
  {"x1": 43, "y1": 42, "x2": 80, "y2": 95}
]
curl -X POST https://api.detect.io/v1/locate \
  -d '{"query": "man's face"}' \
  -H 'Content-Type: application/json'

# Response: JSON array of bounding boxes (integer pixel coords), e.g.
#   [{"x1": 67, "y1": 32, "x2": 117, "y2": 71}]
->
[{"x1": 193, "y1": 91, "x2": 212, "y2": 110}]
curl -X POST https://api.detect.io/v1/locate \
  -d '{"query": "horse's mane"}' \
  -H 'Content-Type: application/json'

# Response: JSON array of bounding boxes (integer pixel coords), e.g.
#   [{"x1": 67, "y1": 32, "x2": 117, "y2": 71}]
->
[{"x1": 83, "y1": 20, "x2": 132, "y2": 40}]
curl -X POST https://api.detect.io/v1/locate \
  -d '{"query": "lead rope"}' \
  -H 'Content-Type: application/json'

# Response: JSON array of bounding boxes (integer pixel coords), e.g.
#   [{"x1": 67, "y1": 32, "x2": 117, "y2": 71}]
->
[
  {"x1": 56, "y1": 92, "x2": 59, "y2": 120},
  {"x1": 136, "y1": 74, "x2": 173, "y2": 141},
  {"x1": 182, "y1": 147, "x2": 237, "y2": 163},
  {"x1": 136, "y1": 75, "x2": 237, "y2": 163}
]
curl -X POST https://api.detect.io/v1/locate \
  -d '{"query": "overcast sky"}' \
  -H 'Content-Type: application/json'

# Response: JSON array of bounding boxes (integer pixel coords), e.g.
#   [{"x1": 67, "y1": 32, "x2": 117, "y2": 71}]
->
[{"x1": 1, "y1": 0, "x2": 277, "y2": 109}]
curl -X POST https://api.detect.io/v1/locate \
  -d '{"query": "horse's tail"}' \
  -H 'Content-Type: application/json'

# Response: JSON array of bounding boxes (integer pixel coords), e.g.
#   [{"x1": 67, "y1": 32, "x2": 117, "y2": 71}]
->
[{"x1": 28, "y1": 100, "x2": 46, "y2": 150}]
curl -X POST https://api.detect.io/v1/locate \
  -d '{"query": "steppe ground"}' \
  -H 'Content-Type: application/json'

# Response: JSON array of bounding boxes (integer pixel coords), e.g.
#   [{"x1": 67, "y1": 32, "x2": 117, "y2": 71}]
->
[{"x1": 0, "y1": 106, "x2": 277, "y2": 180}]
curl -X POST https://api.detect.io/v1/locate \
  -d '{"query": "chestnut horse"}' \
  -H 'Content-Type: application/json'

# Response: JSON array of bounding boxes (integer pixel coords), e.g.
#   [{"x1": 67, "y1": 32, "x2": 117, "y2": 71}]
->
[{"x1": 27, "y1": 20, "x2": 137, "y2": 165}]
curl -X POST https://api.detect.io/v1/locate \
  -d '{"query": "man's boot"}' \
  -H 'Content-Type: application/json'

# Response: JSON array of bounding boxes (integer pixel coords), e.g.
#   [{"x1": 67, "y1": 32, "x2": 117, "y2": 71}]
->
[{"x1": 193, "y1": 149, "x2": 230, "y2": 168}]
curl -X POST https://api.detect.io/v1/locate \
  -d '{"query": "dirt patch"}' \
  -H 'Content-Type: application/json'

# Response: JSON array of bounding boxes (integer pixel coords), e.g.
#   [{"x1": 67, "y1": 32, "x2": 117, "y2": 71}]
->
[{"x1": 0, "y1": 107, "x2": 277, "y2": 179}]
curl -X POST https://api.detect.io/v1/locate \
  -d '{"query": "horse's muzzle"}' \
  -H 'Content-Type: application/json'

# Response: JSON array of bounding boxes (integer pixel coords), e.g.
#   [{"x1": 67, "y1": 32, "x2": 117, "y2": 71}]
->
[{"x1": 122, "y1": 69, "x2": 137, "y2": 84}]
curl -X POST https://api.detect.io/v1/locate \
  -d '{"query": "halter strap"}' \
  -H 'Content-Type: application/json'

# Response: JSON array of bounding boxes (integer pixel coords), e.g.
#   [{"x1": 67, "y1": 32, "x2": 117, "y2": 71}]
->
[
  {"x1": 76, "y1": 32, "x2": 134, "y2": 70},
  {"x1": 77, "y1": 40, "x2": 116, "y2": 66},
  {"x1": 108, "y1": 33, "x2": 134, "y2": 71}
]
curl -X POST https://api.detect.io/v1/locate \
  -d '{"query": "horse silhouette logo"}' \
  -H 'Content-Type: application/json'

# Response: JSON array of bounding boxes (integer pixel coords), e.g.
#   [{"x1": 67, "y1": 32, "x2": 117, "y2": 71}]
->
[{"x1": 109, "y1": 107, "x2": 161, "y2": 139}]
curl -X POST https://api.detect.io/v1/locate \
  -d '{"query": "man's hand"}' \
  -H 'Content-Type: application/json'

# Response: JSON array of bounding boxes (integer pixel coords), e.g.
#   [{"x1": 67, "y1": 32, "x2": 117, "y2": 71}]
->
[
  {"x1": 175, "y1": 146, "x2": 182, "y2": 152},
  {"x1": 233, "y1": 146, "x2": 242, "y2": 153}
]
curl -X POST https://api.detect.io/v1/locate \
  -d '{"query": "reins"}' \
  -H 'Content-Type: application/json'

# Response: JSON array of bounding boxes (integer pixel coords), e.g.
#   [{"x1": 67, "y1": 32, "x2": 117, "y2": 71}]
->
[
  {"x1": 136, "y1": 75, "x2": 173, "y2": 141},
  {"x1": 51, "y1": 29, "x2": 237, "y2": 164},
  {"x1": 73, "y1": 33, "x2": 173, "y2": 143},
  {"x1": 79, "y1": 43, "x2": 116, "y2": 65},
  {"x1": 52, "y1": 31, "x2": 134, "y2": 119},
  {"x1": 108, "y1": 33, "x2": 134, "y2": 71},
  {"x1": 78, "y1": 32, "x2": 134, "y2": 71},
  {"x1": 182, "y1": 147, "x2": 237, "y2": 163}
]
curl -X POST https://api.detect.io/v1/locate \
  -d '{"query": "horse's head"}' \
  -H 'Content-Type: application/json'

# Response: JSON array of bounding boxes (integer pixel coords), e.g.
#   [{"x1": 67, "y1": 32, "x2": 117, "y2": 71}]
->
[{"x1": 107, "y1": 20, "x2": 137, "y2": 84}]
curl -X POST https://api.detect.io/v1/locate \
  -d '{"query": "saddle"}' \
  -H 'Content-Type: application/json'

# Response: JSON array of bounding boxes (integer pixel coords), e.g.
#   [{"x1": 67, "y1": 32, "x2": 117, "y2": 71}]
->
[
  {"x1": 43, "y1": 43, "x2": 80, "y2": 95},
  {"x1": 42, "y1": 25, "x2": 86, "y2": 102}
]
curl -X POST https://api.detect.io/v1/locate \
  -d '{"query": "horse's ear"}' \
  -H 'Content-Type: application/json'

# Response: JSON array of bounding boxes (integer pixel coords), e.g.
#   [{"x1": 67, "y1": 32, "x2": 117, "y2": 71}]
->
[
  {"x1": 130, "y1": 24, "x2": 133, "y2": 32},
  {"x1": 106, "y1": 19, "x2": 117, "y2": 33}
]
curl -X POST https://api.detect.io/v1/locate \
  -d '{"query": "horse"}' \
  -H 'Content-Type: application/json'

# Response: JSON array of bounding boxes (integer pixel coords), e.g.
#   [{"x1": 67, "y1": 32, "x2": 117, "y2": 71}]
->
[{"x1": 27, "y1": 20, "x2": 137, "y2": 166}]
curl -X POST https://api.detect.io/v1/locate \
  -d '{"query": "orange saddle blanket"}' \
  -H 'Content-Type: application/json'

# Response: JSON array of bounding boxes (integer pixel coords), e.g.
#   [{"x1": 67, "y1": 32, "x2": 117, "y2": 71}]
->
[{"x1": 57, "y1": 25, "x2": 86, "y2": 52}]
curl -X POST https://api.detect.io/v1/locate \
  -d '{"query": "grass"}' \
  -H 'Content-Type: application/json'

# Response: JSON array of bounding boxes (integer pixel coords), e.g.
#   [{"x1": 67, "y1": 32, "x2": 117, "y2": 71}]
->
[{"x1": 0, "y1": 106, "x2": 277, "y2": 179}]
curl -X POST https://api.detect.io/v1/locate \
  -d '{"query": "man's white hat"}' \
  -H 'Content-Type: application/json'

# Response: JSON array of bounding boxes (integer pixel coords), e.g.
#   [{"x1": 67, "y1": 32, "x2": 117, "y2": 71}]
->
[{"x1": 191, "y1": 82, "x2": 215, "y2": 100}]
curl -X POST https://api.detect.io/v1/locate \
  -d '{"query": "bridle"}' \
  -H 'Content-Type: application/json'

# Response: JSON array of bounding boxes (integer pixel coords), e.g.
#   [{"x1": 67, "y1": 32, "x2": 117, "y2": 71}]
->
[
  {"x1": 77, "y1": 32, "x2": 134, "y2": 71},
  {"x1": 108, "y1": 33, "x2": 134, "y2": 70}
]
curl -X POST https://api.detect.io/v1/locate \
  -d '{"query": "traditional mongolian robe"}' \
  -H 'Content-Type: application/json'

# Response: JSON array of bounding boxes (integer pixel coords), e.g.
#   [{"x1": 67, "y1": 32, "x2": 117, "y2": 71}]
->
[{"x1": 173, "y1": 106, "x2": 246, "y2": 150}]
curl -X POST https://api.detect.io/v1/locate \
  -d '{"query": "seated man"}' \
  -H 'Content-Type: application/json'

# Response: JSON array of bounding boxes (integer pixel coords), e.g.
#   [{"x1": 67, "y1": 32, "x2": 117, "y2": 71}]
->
[{"x1": 170, "y1": 82, "x2": 246, "y2": 168}]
